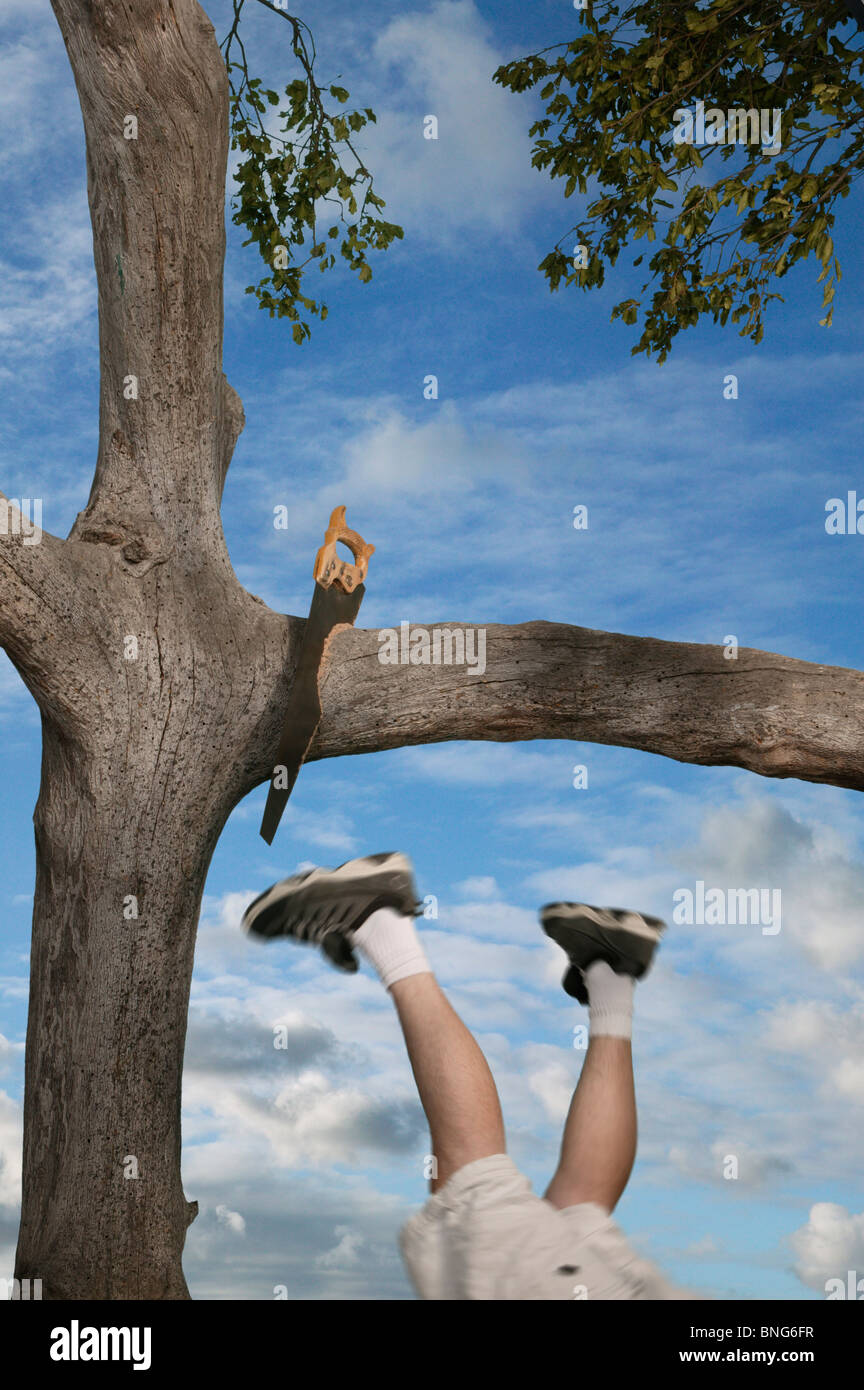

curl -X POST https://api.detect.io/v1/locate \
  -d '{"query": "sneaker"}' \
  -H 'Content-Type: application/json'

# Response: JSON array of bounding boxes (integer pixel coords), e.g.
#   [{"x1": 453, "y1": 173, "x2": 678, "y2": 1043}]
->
[
  {"x1": 540, "y1": 902, "x2": 666, "y2": 1003},
  {"x1": 241, "y1": 852, "x2": 420, "y2": 973}
]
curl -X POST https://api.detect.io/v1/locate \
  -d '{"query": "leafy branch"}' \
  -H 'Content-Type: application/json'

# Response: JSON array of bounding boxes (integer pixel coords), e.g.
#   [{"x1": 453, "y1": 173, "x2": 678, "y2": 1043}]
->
[
  {"x1": 222, "y1": 0, "x2": 403, "y2": 343},
  {"x1": 495, "y1": 1, "x2": 864, "y2": 361}
]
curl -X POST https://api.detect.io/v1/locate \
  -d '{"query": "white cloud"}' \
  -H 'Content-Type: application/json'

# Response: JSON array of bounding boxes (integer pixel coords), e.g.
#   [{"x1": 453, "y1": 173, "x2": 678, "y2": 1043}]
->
[
  {"x1": 316, "y1": 1224, "x2": 365, "y2": 1269},
  {"x1": 365, "y1": 0, "x2": 547, "y2": 240},
  {"x1": 182, "y1": 1174, "x2": 411, "y2": 1300},
  {"x1": 790, "y1": 1203, "x2": 864, "y2": 1292},
  {"x1": 0, "y1": 13, "x2": 76, "y2": 174},
  {"x1": 183, "y1": 1009, "x2": 342, "y2": 1078},
  {"x1": 680, "y1": 800, "x2": 864, "y2": 971},
  {"x1": 192, "y1": 889, "x2": 264, "y2": 971},
  {"x1": 439, "y1": 899, "x2": 542, "y2": 945},
  {"x1": 0, "y1": 1, "x2": 54, "y2": 22},
  {"x1": 423, "y1": 926, "x2": 551, "y2": 993},
  {"x1": 0, "y1": 976, "x2": 28, "y2": 1002},
  {"x1": 276, "y1": 800, "x2": 359, "y2": 855},
  {"x1": 667, "y1": 1138, "x2": 793, "y2": 1191},
  {"x1": 761, "y1": 998, "x2": 864, "y2": 1104},
  {"x1": 182, "y1": 1051, "x2": 424, "y2": 1175},
  {"x1": 832, "y1": 1055, "x2": 864, "y2": 1102},
  {"x1": 524, "y1": 847, "x2": 676, "y2": 920},
  {"x1": 400, "y1": 743, "x2": 563, "y2": 788},
  {"x1": 0, "y1": 1032, "x2": 23, "y2": 1077},
  {"x1": 454, "y1": 875, "x2": 498, "y2": 899},
  {"x1": 525, "y1": 794, "x2": 864, "y2": 976},
  {"x1": 228, "y1": 794, "x2": 359, "y2": 854},
  {"x1": 527, "y1": 1059, "x2": 574, "y2": 1124},
  {"x1": 0, "y1": 190, "x2": 95, "y2": 359},
  {"x1": 236, "y1": 352, "x2": 864, "y2": 639},
  {"x1": 683, "y1": 1235, "x2": 724, "y2": 1257},
  {"x1": 215, "y1": 1204, "x2": 246, "y2": 1236},
  {"x1": 0, "y1": 1089, "x2": 22, "y2": 1210}
]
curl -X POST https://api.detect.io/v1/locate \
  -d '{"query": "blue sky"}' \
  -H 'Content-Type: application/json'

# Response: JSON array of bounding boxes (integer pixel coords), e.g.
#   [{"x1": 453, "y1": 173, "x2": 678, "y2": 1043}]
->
[{"x1": 1, "y1": 0, "x2": 863, "y2": 1300}]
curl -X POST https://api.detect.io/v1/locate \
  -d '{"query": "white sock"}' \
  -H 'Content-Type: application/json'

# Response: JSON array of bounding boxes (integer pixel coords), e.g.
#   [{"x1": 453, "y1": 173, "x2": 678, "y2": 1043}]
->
[
  {"x1": 353, "y1": 906, "x2": 432, "y2": 990},
  {"x1": 584, "y1": 960, "x2": 634, "y2": 1039}
]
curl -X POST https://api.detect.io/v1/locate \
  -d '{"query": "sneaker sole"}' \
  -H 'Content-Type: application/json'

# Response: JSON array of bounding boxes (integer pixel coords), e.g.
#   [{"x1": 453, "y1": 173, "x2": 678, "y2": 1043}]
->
[
  {"x1": 243, "y1": 852, "x2": 418, "y2": 941},
  {"x1": 541, "y1": 903, "x2": 666, "y2": 1001}
]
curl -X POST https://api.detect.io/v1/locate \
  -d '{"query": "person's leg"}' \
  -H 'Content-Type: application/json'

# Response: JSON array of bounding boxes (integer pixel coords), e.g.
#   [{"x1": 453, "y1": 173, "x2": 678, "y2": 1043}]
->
[
  {"x1": 544, "y1": 960, "x2": 637, "y2": 1214},
  {"x1": 544, "y1": 1037, "x2": 636, "y2": 1212},
  {"x1": 389, "y1": 971, "x2": 506, "y2": 1193},
  {"x1": 242, "y1": 858, "x2": 507, "y2": 1197}
]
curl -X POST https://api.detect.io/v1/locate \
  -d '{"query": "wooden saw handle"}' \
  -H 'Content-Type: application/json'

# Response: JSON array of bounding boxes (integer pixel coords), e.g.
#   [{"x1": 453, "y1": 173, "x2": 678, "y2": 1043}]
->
[{"x1": 313, "y1": 506, "x2": 375, "y2": 592}]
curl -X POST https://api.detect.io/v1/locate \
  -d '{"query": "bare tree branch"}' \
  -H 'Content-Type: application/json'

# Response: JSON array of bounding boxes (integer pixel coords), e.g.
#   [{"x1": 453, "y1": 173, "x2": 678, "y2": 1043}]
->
[
  {"x1": 302, "y1": 622, "x2": 864, "y2": 792},
  {"x1": 0, "y1": 493, "x2": 84, "y2": 713}
]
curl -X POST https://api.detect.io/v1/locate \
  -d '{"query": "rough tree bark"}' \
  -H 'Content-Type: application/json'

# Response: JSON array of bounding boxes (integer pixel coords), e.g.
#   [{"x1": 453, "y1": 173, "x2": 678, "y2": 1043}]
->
[{"x1": 1, "y1": 0, "x2": 861, "y2": 1298}]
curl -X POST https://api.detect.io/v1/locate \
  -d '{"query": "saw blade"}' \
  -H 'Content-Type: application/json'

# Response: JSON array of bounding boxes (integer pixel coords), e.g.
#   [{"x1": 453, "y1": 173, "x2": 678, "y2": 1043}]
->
[{"x1": 259, "y1": 579, "x2": 365, "y2": 844}]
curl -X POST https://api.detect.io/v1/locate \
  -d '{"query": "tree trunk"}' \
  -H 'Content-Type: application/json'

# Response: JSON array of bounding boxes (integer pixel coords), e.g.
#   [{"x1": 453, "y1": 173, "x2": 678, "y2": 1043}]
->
[
  {"x1": 9, "y1": 542, "x2": 295, "y2": 1298},
  {"x1": 2, "y1": 0, "x2": 863, "y2": 1300},
  {"x1": 5, "y1": 0, "x2": 283, "y2": 1296},
  {"x1": 15, "y1": 726, "x2": 217, "y2": 1298}
]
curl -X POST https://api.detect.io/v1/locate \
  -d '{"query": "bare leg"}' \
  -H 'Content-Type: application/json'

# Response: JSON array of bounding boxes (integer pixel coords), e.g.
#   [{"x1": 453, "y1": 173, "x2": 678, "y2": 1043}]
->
[
  {"x1": 389, "y1": 972, "x2": 506, "y2": 1193},
  {"x1": 543, "y1": 1037, "x2": 636, "y2": 1214}
]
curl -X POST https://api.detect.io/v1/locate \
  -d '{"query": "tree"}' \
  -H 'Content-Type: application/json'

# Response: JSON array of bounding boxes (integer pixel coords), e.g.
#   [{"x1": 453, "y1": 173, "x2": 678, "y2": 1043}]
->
[
  {"x1": 494, "y1": 0, "x2": 864, "y2": 360},
  {"x1": 3, "y1": 0, "x2": 864, "y2": 1301}
]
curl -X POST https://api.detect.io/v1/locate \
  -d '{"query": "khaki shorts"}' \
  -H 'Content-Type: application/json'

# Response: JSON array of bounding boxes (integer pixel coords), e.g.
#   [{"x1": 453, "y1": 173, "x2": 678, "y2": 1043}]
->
[{"x1": 399, "y1": 1153, "x2": 696, "y2": 1301}]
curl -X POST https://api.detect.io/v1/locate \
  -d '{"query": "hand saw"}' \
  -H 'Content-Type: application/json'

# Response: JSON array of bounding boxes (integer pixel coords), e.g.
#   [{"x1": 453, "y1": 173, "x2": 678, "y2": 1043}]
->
[{"x1": 259, "y1": 506, "x2": 374, "y2": 844}]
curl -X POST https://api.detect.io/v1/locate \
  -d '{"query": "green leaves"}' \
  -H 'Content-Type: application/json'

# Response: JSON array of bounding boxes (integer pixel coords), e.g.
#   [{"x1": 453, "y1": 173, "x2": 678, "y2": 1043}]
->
[
  {"x1": 223, "y1": 7, "x2": 402, "y2": 341},
  {"x1": 800, "y1": 175, "x2": 819, "y2": 202},
  {"x1": 495, "y1": 0, "x2": 864, "y2": 360}
]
